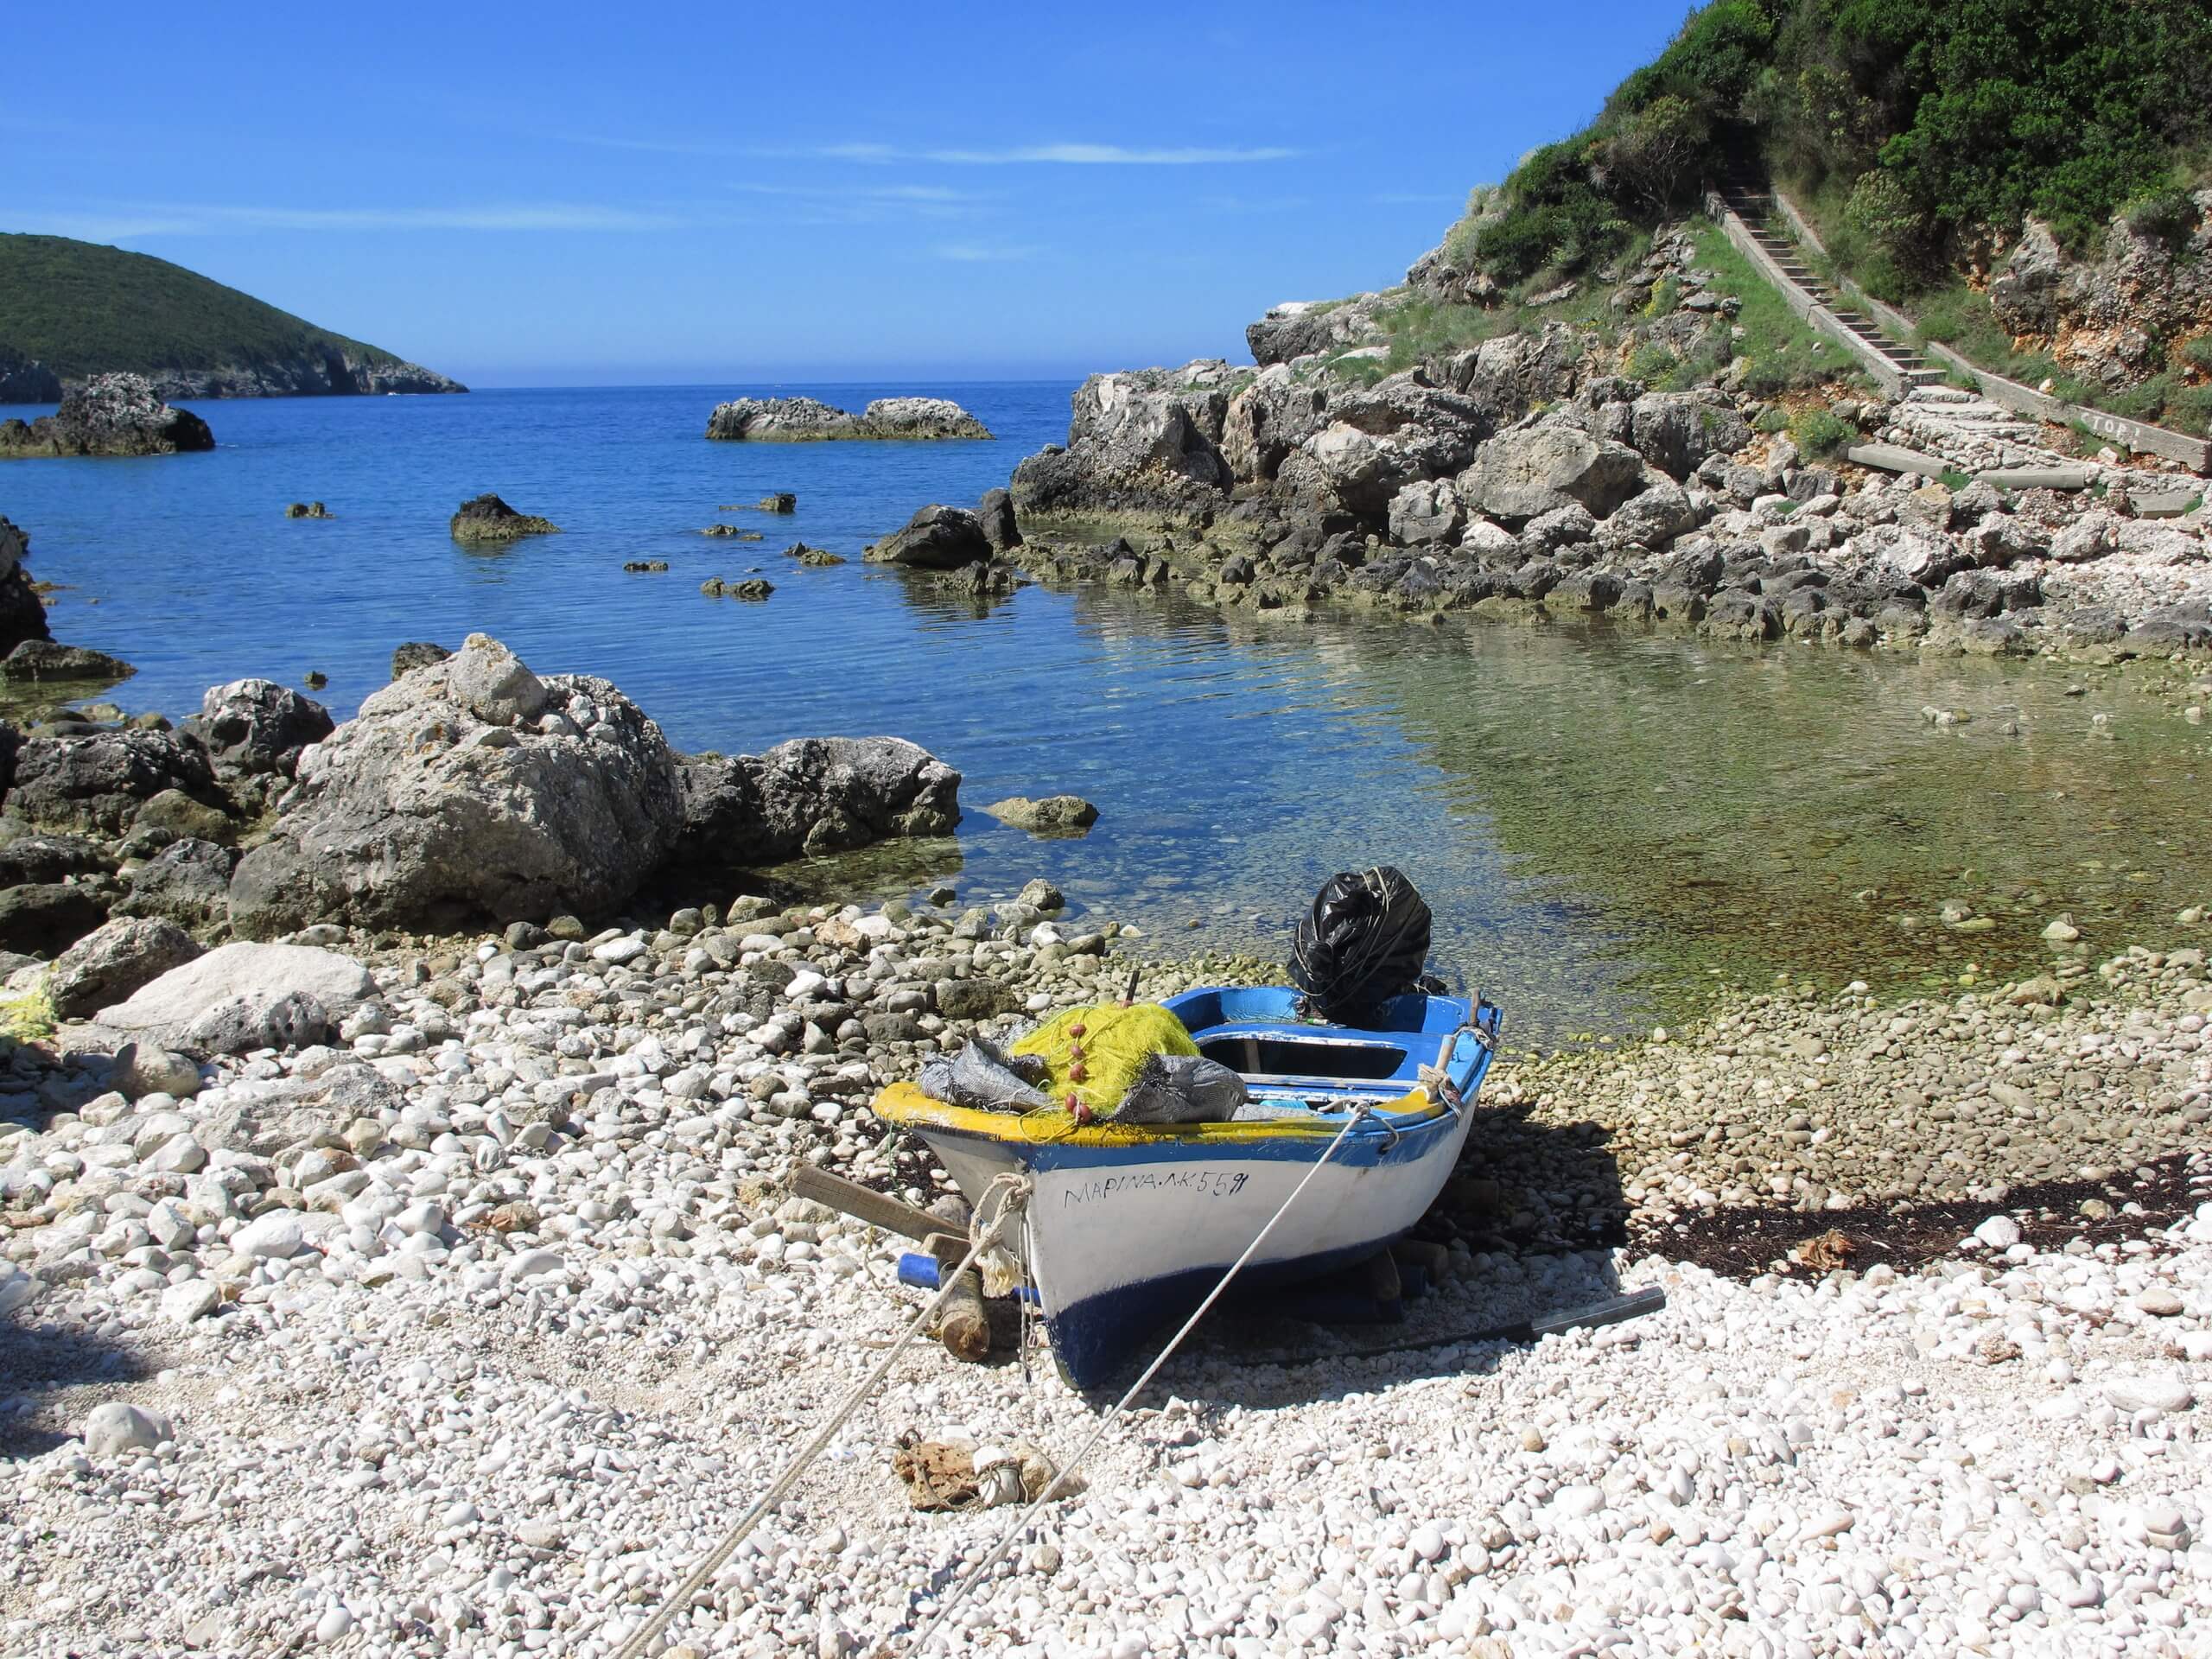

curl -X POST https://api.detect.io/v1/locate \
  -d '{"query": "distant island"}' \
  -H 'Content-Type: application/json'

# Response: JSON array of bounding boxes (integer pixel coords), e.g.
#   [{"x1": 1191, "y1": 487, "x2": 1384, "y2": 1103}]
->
[{"x1": 0, "y1": 232, "x2": 465, "y2": 403}]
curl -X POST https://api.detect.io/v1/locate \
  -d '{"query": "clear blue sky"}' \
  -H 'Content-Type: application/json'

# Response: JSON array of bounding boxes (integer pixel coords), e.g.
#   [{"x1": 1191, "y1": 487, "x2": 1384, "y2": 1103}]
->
[{"x1": 9, "y1": 3, "x2": 1682, "y2": 385}]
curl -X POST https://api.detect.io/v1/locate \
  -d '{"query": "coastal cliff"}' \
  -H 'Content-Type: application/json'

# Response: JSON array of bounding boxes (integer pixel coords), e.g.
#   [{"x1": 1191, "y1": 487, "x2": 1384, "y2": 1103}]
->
[{"x1": 0, "y1": 232, "x2": 464, "y2": 403}]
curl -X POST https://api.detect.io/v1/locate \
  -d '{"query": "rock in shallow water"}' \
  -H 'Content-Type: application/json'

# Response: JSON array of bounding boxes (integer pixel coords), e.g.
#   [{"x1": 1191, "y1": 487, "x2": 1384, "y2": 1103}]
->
[
  {"x1": 0, "y1": 374, "x2": 213, "y2": 459},
  {"x1": 984, "y1": 793, "x2": 1099, "y2": 836},
  {"x1": 448, "y1": 493, "x2": 560, "y2": 543}
]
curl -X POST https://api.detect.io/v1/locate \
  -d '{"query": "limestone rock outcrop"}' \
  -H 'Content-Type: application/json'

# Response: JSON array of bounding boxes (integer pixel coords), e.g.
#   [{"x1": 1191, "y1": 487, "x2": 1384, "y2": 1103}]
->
[
  {"x1": 0, "y1": 374, "x2": 213, "y2": 458},
  {"x1": 227, "y1": 635, "x2": 684, "y2": 937},
  {"x1": 705, "y1": 396, "x2": 991, "y2": 442}
]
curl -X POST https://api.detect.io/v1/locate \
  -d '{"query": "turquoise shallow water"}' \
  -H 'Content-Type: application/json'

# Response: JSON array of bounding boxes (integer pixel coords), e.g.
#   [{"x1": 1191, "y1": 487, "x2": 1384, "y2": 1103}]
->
[{"x1": 5, "y1": 384, "x2": 2209, "y2": 1044}]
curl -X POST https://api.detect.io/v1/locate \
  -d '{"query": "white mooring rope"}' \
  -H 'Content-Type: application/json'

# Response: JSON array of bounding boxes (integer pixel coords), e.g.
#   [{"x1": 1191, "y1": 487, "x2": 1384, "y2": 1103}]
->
[
  {"x1": 613, "y1": 1172, "x2": 1033, "y2": 1659},
  {"x1": 903, "y1": 1109, "x2": 1376, "y2": 1656}
]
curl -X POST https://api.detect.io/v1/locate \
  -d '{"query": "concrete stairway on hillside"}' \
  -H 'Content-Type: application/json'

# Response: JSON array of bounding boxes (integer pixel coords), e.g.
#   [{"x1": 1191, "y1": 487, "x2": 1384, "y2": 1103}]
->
[{"x1": 1716, "y1": 164, "x2": 1949, "y2": 392}]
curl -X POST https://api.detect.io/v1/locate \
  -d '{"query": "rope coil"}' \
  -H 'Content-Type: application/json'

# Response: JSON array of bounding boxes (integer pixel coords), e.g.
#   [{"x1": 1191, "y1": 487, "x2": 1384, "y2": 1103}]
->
[
  {"x1": 613, "y1": 1172, "x2": 1032, "y2": 1659},
  {"x1": 902, "y1": 1109, "x2": 1377, "y2": 1655}
]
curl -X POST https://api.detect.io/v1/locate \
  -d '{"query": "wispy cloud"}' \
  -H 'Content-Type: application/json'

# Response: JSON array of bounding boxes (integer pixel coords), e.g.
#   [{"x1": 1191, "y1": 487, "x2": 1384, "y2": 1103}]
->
[
  {"x1": 554, "y1": 128, "x2": 1296, "y2": 168},
  {"x1": 711, "y1": 180, "x2": 986, "y2": 228},
  {"x1": 1197, "y1": 194, "x2": 1312, "y2": 215},
  {"x1": 818, "y1": 142, "x2": 1298, "y2": 166},
  {"x1": 931, "y1": 242, "x2": 1042, "y2": 263},
  {"x1": 5, "y1": 200, "x2": 691, "y2": 238}
]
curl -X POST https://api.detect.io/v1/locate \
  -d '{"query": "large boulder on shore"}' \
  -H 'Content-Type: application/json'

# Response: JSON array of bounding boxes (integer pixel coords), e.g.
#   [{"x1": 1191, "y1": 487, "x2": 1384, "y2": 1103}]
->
[
  {"x1": 92, "y1": 941, "x2": 374, "y2": 1053},
  {"x1": 47, "y1": 918, "x2": 203, "y2": 1020},
  {"x1": 1009, "y1": 363, "x2": 1236, "y2": 521},
  {"x1": 1629, "y1": 392, "x2": 1751, "y2": 481},
  {"x1": 0, "y1": 374, "x2": 213, "y2": 459},
  {"x1": 2, "y1": 728, "x2": 222, "y2": 836},
  {"x1": 1460, "y1": 423, "x2": 1649, "y2": 525},
  {"x1": 867, "y1": 505, "x2": 994, "y2": 569},
  {"x1": 184, "y1": 678, "x2": 334, "y2": 782},
  {"x1": 675, "y1": 736, "x2": 960, "y2": 866},
  {"x1": 226, "y1": 634, "x2": 684, "y2": 937}
]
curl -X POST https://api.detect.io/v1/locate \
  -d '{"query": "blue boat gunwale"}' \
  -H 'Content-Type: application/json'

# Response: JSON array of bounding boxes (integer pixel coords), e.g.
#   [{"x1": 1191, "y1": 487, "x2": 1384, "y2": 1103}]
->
[{"x1": 874, "y1": 987, "x2": 1501, "y2": 1171}]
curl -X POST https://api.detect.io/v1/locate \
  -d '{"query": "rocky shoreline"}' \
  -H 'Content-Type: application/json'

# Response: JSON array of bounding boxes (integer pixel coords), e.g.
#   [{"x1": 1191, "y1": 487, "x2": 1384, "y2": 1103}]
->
[
  {"x1": 852, "y1": 218, "x2": 2212, "y2": 664},
  {"x1": 0, "y1": 574, "x2": 2201, "y2": 1651}
]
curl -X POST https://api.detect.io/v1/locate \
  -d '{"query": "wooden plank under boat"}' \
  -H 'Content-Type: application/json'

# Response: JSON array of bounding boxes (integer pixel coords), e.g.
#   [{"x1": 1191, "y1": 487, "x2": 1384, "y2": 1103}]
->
[{"x1": 874, "y1": 985, "x2": 1501, "y2": 1388}]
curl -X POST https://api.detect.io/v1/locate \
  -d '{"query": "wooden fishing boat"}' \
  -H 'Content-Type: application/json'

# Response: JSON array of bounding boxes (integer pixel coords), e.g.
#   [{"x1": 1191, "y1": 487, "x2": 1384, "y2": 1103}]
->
[{"x1": 873, "y1": 985, "x2": 1500, "y2": 1388}]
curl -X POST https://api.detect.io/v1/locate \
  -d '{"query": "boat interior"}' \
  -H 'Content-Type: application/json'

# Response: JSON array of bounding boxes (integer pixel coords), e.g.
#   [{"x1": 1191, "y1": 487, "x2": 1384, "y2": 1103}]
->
[{"x1": 1160, "y1": 986, "x2": 1492, "y2": 1122}]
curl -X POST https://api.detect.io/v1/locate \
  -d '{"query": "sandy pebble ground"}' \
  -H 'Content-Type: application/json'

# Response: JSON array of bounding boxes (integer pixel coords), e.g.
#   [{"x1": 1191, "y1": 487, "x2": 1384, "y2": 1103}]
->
[{"x1": 2, "y1": 899, "x2": 2209, "y2": 1657}]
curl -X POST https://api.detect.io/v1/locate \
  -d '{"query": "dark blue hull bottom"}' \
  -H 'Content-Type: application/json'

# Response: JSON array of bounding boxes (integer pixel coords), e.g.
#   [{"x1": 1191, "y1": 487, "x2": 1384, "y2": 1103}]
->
[{"x1": 1045, "y1": 1234, "x2": 1406, "y2": 1390}]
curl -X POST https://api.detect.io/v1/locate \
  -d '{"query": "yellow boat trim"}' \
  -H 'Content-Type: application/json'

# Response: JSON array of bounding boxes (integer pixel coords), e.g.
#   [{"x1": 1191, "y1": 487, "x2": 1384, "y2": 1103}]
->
[{"x1": 870, "y1": 1079, "x2": 1443, "y2": 1147}]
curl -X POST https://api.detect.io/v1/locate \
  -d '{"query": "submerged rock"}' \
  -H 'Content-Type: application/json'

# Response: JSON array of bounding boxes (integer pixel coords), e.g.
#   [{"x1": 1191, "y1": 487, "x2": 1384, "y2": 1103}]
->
[
  {"x1": 448, "y1": 493, "x2": 561, "y2": 543},
  {"x1": 0, "y1": 374, "x2": 214, "y2": 458},
  {"x1": 984, "y1": 794, "x2": 1099, "y2": 836},
  {"x1": 0, "y1": 641, "x2": 134, "y2": 683}
]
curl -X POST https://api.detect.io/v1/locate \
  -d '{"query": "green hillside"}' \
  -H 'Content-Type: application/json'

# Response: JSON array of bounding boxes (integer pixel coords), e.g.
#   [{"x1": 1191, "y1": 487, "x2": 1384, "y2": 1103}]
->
[
  {"x1": 1450, "y1": 0, "x2": 2212, "y2": 289},
  {"x1": 0, "y1": 232, "x2": 413, "y2": 380}
]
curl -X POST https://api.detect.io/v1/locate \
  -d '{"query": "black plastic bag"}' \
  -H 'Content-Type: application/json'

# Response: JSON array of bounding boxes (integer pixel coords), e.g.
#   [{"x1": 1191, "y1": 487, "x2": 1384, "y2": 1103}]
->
[
  {"x1": 1289, "y1": 866, "x2": 1433, "y2": 1025},
  {"x1": 1109, "y1": 1053, "x2": 1250, "y2": 1125}
]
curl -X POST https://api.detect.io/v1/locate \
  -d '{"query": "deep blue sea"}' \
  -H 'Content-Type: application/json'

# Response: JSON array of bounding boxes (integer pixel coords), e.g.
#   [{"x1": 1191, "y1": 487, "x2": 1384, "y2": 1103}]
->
[{"x1": 6, "y1": 382, "x2": 2208, "y2": 1043}]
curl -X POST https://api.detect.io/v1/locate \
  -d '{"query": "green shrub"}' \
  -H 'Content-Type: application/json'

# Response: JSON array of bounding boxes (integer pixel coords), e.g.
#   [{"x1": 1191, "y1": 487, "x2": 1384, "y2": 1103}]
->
[
  {"x1": 1754, "y1": 404, "x2": 1790, "y2": 433},
  {"x1": 1461, "y1": 1, "x2": 2212, "y2": 295},
  {"x1": 1789, "y1": 407, "x2": 1856, "y2": 457}
]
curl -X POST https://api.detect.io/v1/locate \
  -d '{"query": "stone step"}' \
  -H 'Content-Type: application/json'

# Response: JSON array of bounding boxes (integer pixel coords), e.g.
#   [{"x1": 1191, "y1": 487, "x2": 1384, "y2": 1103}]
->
[
  {"x1": 1975, "y1": 465, "x2": 2096, "y2": 491},
  {"x1": 1847, "y1": 442, "x2": 1948, "y2": 478}
]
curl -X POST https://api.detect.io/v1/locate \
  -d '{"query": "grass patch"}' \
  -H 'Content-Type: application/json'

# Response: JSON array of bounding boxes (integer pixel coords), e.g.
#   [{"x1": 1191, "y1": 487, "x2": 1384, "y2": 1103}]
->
[
  {"x1": 1353, "y1": 282, "x2": 1623, "y2": 380},
  {"x1": 1688, "y1": 219, "x2": 1872, "y2": 397}
]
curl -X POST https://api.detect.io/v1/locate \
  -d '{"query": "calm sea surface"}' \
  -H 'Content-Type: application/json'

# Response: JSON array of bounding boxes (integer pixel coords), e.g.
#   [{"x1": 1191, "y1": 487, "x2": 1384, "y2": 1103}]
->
[{"x1": 5, "y1": 383, "x2": 2209, "y2": 1044}]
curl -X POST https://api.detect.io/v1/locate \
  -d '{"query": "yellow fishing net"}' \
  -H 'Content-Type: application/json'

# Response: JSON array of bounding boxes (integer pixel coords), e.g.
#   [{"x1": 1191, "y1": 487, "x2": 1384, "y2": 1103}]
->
[{"x1": 1008, "y1": 1001, "x2": 1198, "y2": 1117}]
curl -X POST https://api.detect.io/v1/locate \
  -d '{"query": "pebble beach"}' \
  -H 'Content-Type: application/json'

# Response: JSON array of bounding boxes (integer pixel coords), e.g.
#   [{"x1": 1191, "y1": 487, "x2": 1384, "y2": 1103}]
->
[{"x1": 5, "y1": 885, "x2": 2209, "y2": 1657}]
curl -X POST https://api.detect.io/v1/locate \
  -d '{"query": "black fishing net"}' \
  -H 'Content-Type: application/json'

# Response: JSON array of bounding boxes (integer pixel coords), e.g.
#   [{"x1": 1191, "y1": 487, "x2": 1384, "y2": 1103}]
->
[{"x1": 1289, "y1": 866, "x2": 1433, "y2": 1025}]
